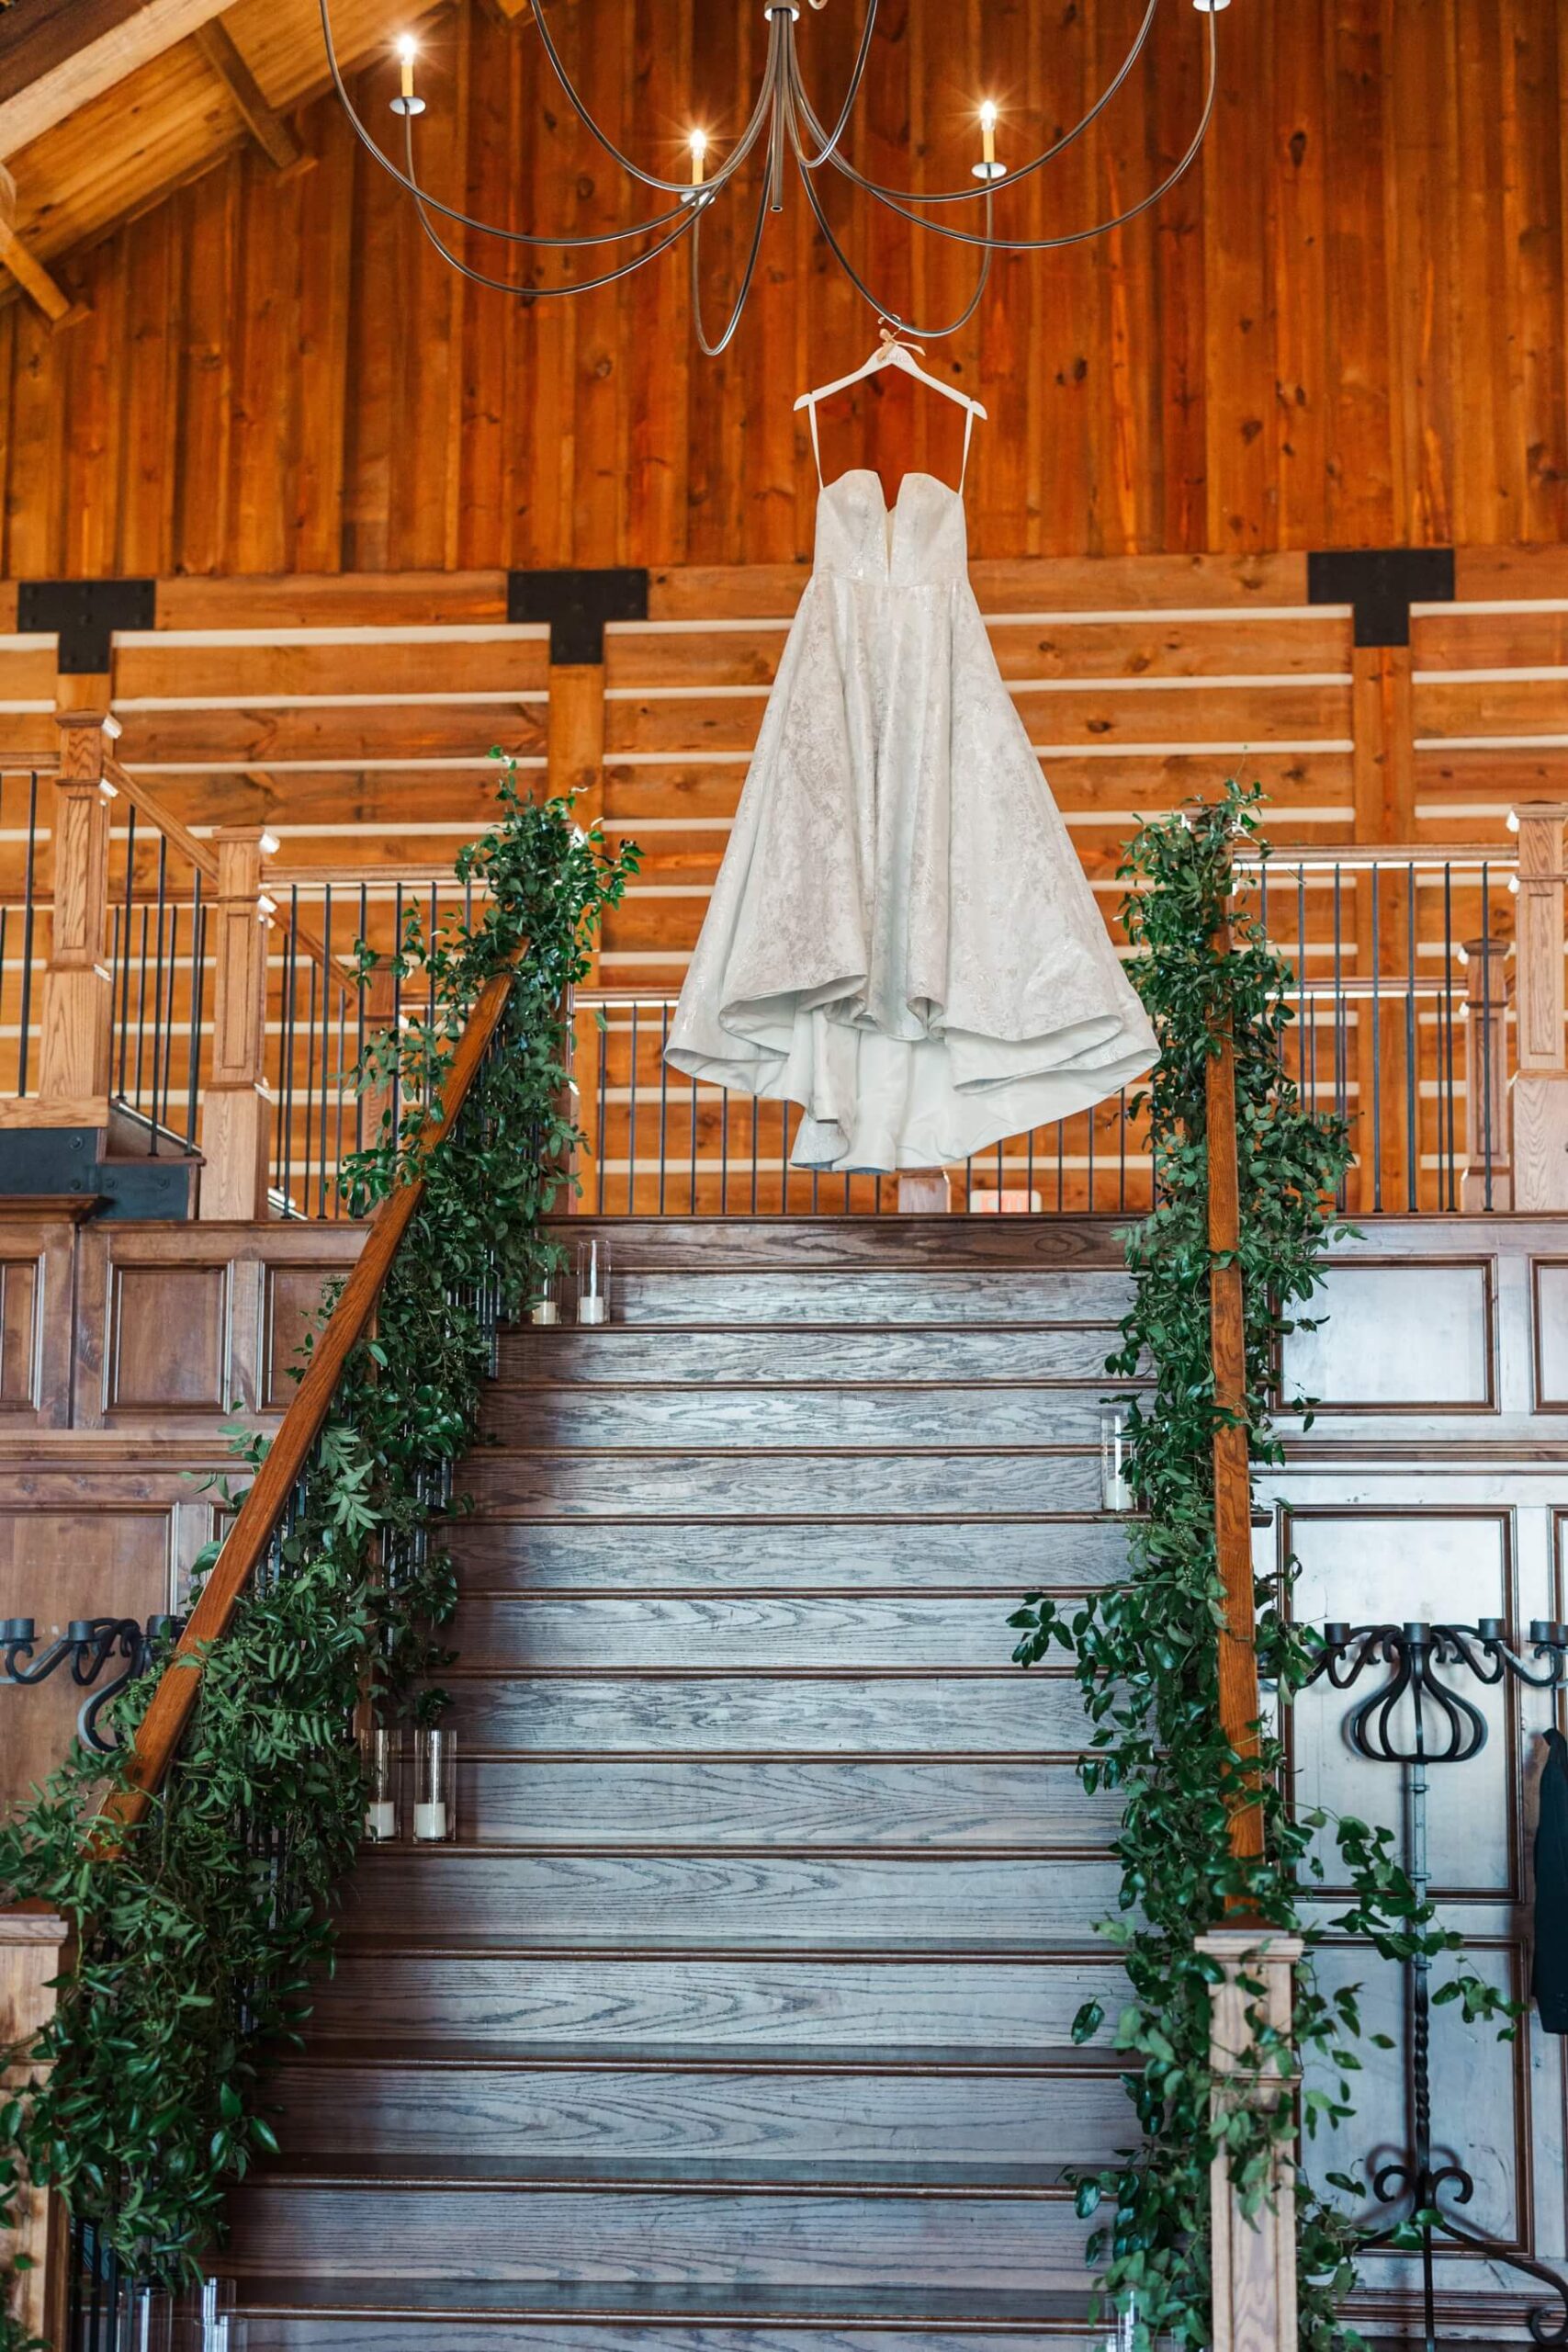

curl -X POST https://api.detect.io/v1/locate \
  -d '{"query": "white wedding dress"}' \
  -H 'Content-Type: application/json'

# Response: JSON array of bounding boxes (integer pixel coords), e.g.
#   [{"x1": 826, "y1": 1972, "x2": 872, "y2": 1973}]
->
[{"x1": 664, "y1": 466, "x2": 1156, "y2": 1171}]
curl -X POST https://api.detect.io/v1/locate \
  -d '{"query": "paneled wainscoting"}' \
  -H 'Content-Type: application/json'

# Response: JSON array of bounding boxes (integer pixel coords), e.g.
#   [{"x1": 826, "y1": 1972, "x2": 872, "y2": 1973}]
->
[{"x1": 0, "y1": 1214, "x2": 1564, "y2": 2345}]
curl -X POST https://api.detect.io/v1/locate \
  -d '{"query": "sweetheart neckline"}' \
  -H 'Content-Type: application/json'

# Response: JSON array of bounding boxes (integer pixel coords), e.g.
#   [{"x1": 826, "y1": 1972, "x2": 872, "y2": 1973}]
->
[{"x1": 819, "y1": 468, "x2": 963, "y2": 512}]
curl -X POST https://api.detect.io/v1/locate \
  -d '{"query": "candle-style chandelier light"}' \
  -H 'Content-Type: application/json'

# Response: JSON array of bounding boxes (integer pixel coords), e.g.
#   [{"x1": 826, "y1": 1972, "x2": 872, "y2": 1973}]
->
[{"x1": 318, "y1": 0, "x2": 1227, "y2": 356}]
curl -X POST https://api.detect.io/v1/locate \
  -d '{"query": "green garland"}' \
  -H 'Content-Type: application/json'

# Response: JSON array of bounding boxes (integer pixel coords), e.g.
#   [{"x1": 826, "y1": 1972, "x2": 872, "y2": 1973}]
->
[
  {"x1": 0, "y1": 763, "x2": 637, "y2": 2340},
  {"x1": 1009, "y1": 784, "x2": 1514, "y2": 2350}
]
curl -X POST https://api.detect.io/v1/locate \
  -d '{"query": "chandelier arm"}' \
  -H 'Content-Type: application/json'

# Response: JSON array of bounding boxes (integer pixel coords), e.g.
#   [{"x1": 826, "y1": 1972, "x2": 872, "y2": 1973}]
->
[
  {"x1": 789, "y1": 124, "x2": 994, "y2": 341},
  {"x1": 690, "y1": 164, "x2": 776, "y2": 359},
  {"x1": 400, "y1": 125, "x2": 702, "y2": 299},
  {"x1": 807, "y1": 6, "x2": 1216, "y2": 254},
  {"x1": 316, "y1": 0, "x2": 701, "y2": 247},
  {"x1": 792, "y1": 0, "x2": 881, "y2": 170},
  {"x1": 791, "y1": 0, "x2": 1163, "y2": 208},
  {"x1": 529, "y1": 0, "x2": 784, "y2": 197}
]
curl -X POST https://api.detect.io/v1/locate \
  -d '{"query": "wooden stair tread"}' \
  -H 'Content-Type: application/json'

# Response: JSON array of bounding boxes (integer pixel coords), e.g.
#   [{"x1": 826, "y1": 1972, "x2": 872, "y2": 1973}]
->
[
  {"x1": 282, "y1": 2040, "x2": 1127, "y2": 2073},
  {"x1": 252, "y1": 2157, "x2": 1073, "y2": 2191},
  {"x1": 233, "y1": 2278, "x2": 1096, "y2": 2325}
]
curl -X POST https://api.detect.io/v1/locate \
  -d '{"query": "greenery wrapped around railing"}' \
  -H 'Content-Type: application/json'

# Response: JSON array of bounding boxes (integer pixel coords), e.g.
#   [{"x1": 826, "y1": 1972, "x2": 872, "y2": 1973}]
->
[
  {"x1": 0, "y1": 764, "x2": 637, "y2": 2344},
  {"x1": 1009, "y1": 784, "x2": 1517, "y2": 2352}
]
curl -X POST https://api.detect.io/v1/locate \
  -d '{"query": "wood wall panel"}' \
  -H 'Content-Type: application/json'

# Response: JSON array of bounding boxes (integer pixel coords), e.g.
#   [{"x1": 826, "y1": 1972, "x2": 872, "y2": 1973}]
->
[{"x1": 3, "y1": 0, "x2": 1567, "y2": 573}]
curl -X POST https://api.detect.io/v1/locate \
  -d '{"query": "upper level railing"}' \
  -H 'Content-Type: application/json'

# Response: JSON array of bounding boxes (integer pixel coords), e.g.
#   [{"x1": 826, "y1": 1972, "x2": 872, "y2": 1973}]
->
[{"x1": 0, "y1": 697, "x2": 1562, "y2": 1222}]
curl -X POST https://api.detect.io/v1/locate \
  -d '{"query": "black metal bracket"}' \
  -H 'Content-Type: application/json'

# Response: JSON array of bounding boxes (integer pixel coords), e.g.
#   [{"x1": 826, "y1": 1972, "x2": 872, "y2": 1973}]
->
[
  {"x1": 1, "y1": 1612, "x2": 185, "y2": 1751},
  {"x1": 1306, "y1": 547, "x2": 1454, "y2": 649},
  {"x1": 507, "y1": 568, "x2": 649, "y2": 665},
  {"x1": 17, "y1": 579, "x2": 157, "y2": 675},
  {"x1": 1305, "y1": 1618, "x2": 1568, "y2": 2350}
]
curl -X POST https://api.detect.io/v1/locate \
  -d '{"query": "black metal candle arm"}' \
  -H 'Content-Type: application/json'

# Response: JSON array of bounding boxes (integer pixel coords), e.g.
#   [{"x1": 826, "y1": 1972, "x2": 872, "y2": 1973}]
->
[
  {"x1": 1304, "y1": 1617, "x2": 1568, "y2": 2351},
  {"x1": 0, "y1": 1614, "x2": 185, "y2": 1753}
]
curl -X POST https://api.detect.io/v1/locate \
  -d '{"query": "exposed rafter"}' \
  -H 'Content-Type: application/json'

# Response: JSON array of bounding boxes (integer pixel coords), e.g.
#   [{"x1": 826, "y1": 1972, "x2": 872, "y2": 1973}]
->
[
  {"x1": 194, "y1": 17, "x2": 302, "y2": 171},
  {"x1": 0, "y1": 0, "x2": 234, "y2": 160}
]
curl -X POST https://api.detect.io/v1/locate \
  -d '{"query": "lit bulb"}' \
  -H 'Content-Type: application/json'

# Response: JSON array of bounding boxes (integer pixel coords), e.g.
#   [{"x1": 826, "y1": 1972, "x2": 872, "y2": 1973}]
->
[
  {"x1": 977, "y1": 99, "x2": 999, "y2": 173},
  {"x1": 259, "y1": 830, "x2": 280, "y2": 857},
  {"x1": 688, "y1": 128, "x2": 708, "y2": 187},
  {"x1": 396, "y1": 32, "x2": 417, "y2": 101}
]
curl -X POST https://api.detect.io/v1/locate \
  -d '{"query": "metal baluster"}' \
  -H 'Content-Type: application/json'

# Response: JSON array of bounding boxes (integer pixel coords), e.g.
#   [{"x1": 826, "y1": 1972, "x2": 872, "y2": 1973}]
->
[
  {"x1": 720, "y1": 1080, "x2": 729, "y2": 1216},
  {"x1": 1055, "y1": 1119, "x2": 1064, "y2": 1214},
  {"x1": 333, "y1": 956, "x2": 347, "y2": 1210},
  {"x1": 591, "y1": 1007, "x2": 606, "y2": 1216},
  {"x1": 1086, "y1": 1103, "x2": 1096, "y2": 1215},
  {"x1": 1332, "y1": 863, "x2": 1347, "y2": 1212},
  {"x1": 392, "y1": 883, "x2": 404, "y2": 1136},
  {"x1": 689, "y1": 1067, "x2": 698, "y2": 1216},
  {"x1": 1296, "y1": 865, "x2": 1308, "y2": 1102},
  {"x1": 1481, "y1": 864, "x2": 1494, "y2": 1212},
  {"x1": 1442, "y1": 863, "x2": 1457, "y2": 1213},
  {"x1": 17, "y1": 773, "x2": 37, "y2": 1096},
  {"x1": 279, "y1": 897, "x2": 298, "y2": 1214},
  {"x1": 1118, "y1": 1089, "x2": 1127, "y2": 1213},
  {"x1": 115, "y1": 803, "x2": 135, "y2": 1104},
  {"x1": 186, "y1": 872, "x2": 206, "y2": 1147},
  {"x1": 302, "y1": 950, "x2": 319, "y2": 1220},
  {"x1": 1027, "y1": 1122, "x2": 1034, "y2": 1210},
  {"x1": 627, "y1": 1001, "x2": 639, "y2": 1216},
  {"x1": 149, "y1": 832, "x2": 169, "y2": 1149},
  {"x1": 751, "y1": 1093, "x2": 760, "y2": 1216},
  {"x1": 133, "y1": 900, "x2": 150, "y2": 1116},
  {"x1": 1405, "y1": 862, "x2": 1417, "y2": 1212},
  {"x1": 782, "y1": 1102, "x2": 791, "y2": 1216},
  {"x1": 1371, "y1": 864, "x2": 1383, "y2": 1213},
  {"x1": 355, "y1": 883, "x2": 368, "y2": 1157},
  {"x1": 658, "y1": 1003, "x2": 670, "y2": 1217},
  {"x1": 320, "y1": 888, "x2": 333, "y2": 1217},
  {"x1": 155, "y1": 897, "x2": 178, "y2": 1149}
]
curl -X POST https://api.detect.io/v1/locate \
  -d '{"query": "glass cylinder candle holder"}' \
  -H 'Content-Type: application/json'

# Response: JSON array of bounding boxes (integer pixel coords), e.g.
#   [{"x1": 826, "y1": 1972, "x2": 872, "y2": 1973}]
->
[
  {"x1": 577, "y1": 1237, "x2": 612, "y2": 1326},
  {"x1": 413, "y1": 1725, "x2": 457, "y2": 1842},
  {"x1": 119, "y1": 2285, "x2": 174, "y2": 2352},
  {"x1": 528, "y1": 1264, "x2": 564, "y2": 1327},
  {"x1": 360, "y1": 1722, "x2": 401, "y2": 1844},
  {"x1": 1100, "y1": 1407, "x2": 1134, "y2": 1513},
  {"x1": 198, "y1": 2278, "x2": 235, "y2": 2352}
]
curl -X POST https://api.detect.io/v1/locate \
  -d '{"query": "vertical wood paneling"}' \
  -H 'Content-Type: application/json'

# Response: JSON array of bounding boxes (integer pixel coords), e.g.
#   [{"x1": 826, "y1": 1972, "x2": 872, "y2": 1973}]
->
[{"x1": 2, "y1": 0, "x2": 1565, "y2": 572}]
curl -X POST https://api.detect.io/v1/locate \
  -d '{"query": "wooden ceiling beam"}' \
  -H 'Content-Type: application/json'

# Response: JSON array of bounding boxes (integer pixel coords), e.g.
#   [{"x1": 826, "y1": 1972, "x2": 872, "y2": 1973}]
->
[
  {"x1": 193, "y1": 18, "x2": 301, "y2": 172},
  {"x1": 0, "y1": 163, "x2": 78, "y2": 325},
  {"x1": 0, "y1": 0, "x2": 232, "y2": 160}
]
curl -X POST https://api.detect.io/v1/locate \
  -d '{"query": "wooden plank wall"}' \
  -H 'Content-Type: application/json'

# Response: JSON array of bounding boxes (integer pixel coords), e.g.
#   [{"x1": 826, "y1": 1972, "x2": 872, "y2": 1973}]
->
[{"x1": 2, "y1": 0, "x2": 1567, "y2": 574}]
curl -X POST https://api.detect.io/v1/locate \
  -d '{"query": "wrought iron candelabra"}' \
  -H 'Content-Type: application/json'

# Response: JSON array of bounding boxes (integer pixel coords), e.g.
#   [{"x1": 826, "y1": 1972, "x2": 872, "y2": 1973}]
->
[
  {"x1": 0, "y1": 1614, "x2": 184, "y2": 1752},
  {"x1": 1306, "y1": 1617, "x2": 1568, "y2": 2352}
]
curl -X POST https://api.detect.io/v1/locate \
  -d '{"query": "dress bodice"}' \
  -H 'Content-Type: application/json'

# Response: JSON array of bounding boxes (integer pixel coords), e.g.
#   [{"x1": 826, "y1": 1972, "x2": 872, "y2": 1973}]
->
[{"x1": 812, "y1": 469, "x2": 969, "y2": 587}]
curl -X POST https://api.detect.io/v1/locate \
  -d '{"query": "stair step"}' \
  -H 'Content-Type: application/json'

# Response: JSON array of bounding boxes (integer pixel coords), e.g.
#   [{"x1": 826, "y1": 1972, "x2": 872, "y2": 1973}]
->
[
  {"x1": 585, "y1": 1272, "x2": 1133, "y2": 1327},
  {"x1": 451, "y1": 1758, "x2": 1112, "y2": 1846},
  {"x1": 447, "y1": 1519, "x2": 1134, "y2": 1591},
  {"x1": 227, "y1": 2175, "x2": 1084, "y2": 2290},
  {"x1": 344, "y1": 1851, "x2": 1120, "y2": 1945},
  {"x1": 442, "y1": 1670, "x2": 1084, "y2": 1754},
  {"x1": 462, "y1": 1453, "x2": 1102, "y2": 1518},
  {"x1": 477, "y1": 1388, "x2": 1117, "y2": 1449},
  {"x1": 232, "y1": 2277, "x2": 1100, "y2": 2352},
  {"x1": 447, "y1": 1595, "x2": 1061, "y2": 1673},
  {"x1": 265, "y1": 2052, "x2": 1131, "y2": 2165},
  {"x1": 497, "y1": 1326, "x2": 1128, "y2": 1385},
  {"x1": 308, "y1": 1951, "x2": 1125, "y2": 2052}
]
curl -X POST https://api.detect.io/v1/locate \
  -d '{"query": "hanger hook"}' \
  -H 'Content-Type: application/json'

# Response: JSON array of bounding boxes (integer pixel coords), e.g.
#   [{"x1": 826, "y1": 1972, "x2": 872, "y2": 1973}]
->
[{"x1": 877, "y1": 321, "x2": 927, "y2": 362}]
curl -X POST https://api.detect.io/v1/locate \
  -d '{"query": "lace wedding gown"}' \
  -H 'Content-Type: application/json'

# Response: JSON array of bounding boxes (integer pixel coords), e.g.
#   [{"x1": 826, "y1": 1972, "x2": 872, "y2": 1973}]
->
[{"x1": 664, "y1": 468, "x2": 1157, "y2": 1171}]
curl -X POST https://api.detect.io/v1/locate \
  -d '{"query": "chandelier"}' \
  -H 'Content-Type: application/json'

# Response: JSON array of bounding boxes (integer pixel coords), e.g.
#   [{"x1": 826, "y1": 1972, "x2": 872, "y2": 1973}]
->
[{"x1": 319, "y1": 0, "x2": 1226, "y2": 356}]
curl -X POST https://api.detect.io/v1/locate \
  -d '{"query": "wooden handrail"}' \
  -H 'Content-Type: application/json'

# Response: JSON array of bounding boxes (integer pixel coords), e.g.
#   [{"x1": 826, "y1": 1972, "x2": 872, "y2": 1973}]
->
[
  {"x1": 1206, "y1": 914, "x2": 1265, "y2": 1871},
  {"x1": 103, "y1": 753, "x2": 354, "y2": 1001},
  {"x1": 105, "y1": 967, "x2": 516, "y2": 1828}
]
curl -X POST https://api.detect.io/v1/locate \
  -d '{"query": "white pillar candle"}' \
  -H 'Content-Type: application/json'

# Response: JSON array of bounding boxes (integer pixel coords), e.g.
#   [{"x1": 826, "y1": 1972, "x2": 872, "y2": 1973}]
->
[
  {"x1": 413, "y1": 1801, "x2": 448, "y2": 1841},
  {"x1": 530, "y1": 1299, "x2": 561, "y2": 1326},
  {"x1": 366, "y1": 1800, "x2": 396, "y2": 1841},
  {"x1": 578, "y1": 1295, "x2": 609, "y2": 1326}
]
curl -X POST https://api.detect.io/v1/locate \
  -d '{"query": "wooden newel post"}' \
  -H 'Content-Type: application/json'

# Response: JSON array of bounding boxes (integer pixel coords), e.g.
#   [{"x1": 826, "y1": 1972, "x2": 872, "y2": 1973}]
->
[
  {"x1": 0, "y1": 1907, "x2": 72, "y2": 2349},
  {"x1": 38, "y1": 705, "x2": 118, "y2": 1124},
  {"x1": 1510, "y1": 803, "x2": 1568, "y2": 1211},
  {"x1": 198, "y1": 826, "x2": 273, "y2": 1221},
  {"x1": 1207, "y1": 910, "x2": 1264, "y2": 1869},
  {"x1": 1462, "y1": 934, "x2": 1512, "y2": 1212},
  {"x1": 1195, "y1": 1930, "x2": 1303, "y2": 2352}
]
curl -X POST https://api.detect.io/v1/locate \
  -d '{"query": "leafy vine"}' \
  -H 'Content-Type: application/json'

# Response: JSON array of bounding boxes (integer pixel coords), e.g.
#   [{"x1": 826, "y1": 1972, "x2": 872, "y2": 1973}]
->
[
  {"x1": 1008, "y1": 784, "x2": 1514, "y2": 2349},
  {"x1": 0, "y1": 763, "x2": 637, "y2": 2342}
]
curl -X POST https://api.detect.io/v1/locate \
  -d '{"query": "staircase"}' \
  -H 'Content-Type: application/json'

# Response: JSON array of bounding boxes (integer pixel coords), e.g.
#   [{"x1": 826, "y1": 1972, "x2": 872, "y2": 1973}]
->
[{"x1": 228, "y1": 1218, "x2": 1140, "y2": 2352}]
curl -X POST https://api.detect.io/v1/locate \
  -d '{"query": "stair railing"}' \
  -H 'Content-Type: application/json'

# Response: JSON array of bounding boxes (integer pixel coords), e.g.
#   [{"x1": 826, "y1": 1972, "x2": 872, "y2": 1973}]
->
[
  {"x1": 4, "y1": 964, "x2": 517, "y2": 2344},
  {"x1": 1201, "y1": 881, "x2": 1299, "y2": 2352}
]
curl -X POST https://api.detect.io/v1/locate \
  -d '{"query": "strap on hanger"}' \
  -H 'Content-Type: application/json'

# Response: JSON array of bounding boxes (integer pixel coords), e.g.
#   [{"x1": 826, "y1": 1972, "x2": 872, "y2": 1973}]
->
[
  {"x1": 808, "y1": 398, "x2": 824, "y2": 486},
  {"x1": 959, "y1": 402, "x2": 976, "y2": 492}
]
